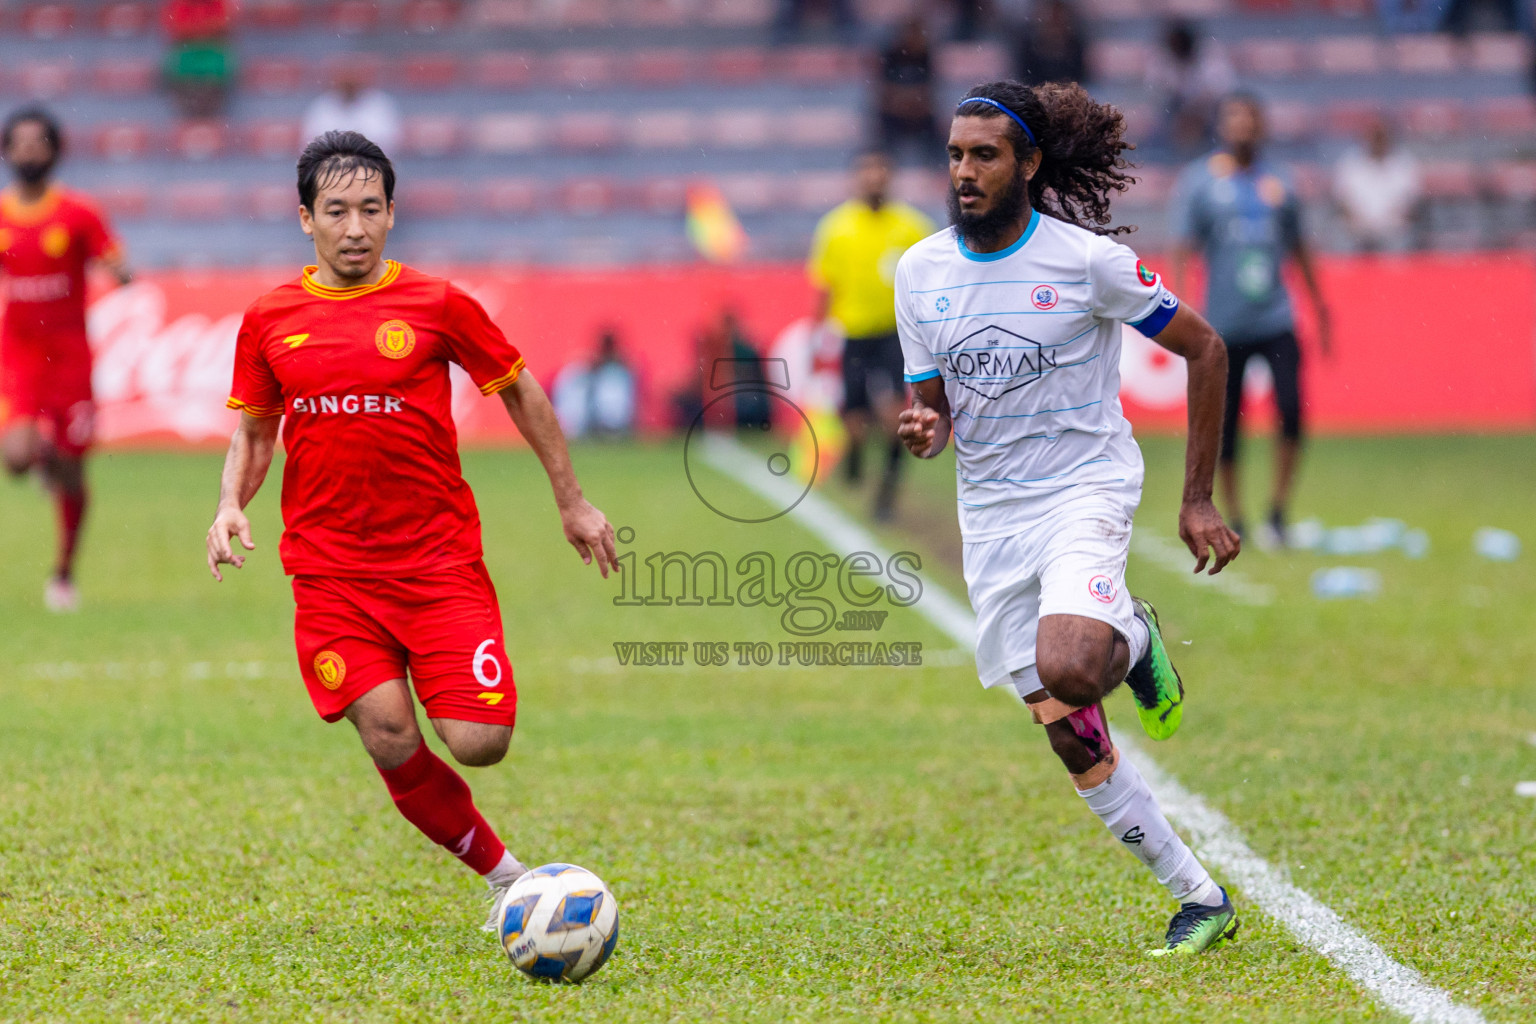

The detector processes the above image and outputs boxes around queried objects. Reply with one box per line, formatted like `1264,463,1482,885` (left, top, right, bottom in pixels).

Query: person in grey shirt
1169,93,1331,545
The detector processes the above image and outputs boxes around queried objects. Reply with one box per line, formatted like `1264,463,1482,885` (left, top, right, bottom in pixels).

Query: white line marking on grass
703,434,1488,1024
1130,530,1275,606
1516,782,1536,798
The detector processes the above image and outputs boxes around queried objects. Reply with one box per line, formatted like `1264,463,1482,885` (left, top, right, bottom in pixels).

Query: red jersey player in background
0,107,132,612
205,132,617,926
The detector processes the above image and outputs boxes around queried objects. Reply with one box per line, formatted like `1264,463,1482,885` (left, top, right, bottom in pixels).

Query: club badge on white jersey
896,209,1180,541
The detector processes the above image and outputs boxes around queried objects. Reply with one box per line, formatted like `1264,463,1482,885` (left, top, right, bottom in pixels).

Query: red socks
55,488,85,579
377,742,507,875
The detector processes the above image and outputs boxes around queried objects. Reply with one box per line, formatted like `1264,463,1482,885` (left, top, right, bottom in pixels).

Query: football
495,863,619,983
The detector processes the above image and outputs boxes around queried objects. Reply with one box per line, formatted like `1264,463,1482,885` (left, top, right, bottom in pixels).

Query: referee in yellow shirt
808,149,934,520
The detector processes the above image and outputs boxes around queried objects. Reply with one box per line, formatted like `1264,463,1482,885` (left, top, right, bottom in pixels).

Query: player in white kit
896,81,1243,955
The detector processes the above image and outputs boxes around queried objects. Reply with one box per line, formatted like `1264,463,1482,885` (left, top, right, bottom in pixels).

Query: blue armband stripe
1131,298,1178,337
904,368,942,383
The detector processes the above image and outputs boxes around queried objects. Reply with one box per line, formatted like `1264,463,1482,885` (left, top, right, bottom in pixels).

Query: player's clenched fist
897,404,942,458
206,505,255,582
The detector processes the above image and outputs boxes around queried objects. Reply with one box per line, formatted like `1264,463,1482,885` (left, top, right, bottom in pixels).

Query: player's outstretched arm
897,377,952,459
1147,305,1241,575
498,372,618,579
206,413,280,581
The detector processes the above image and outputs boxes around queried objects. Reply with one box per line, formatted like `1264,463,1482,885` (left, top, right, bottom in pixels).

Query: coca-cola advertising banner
75,254,1536,446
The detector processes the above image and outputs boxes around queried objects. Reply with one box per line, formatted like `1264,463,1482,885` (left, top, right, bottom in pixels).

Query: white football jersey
896,209,1180,541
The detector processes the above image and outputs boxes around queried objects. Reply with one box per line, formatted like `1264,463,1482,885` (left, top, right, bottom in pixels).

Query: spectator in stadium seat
1332,117,1423,253
875,17,943,162
772,0,858,44
1143,20,1234,161
161,0,236,119
1007,0,1088,86
302,67,402,154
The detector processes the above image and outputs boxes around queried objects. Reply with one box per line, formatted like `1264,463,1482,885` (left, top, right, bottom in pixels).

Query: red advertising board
59,254,1536,447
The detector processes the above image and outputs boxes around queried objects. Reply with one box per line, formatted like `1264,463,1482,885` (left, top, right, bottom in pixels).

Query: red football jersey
227,261,526,578
0,186,121,399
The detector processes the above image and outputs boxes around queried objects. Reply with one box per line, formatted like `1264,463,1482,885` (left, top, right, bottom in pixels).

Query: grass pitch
0,434,1531,1022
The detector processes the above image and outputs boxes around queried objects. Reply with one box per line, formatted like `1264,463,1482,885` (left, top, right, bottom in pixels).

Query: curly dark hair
956,81,1137,235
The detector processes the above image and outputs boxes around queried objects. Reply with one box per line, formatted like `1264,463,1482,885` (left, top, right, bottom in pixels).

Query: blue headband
957,96,1037,147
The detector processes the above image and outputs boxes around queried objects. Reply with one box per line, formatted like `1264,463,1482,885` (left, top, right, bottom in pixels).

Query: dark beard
947,165,1031,251
13,159,54,185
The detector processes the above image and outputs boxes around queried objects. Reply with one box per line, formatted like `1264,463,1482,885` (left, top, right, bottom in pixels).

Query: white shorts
963,494,1138,695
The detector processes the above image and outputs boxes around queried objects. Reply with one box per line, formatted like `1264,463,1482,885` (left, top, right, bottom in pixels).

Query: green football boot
1146,888,1239,957
1124,597,1184,741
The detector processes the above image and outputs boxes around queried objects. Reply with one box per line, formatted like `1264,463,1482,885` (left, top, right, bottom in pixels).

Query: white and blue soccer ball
495,863,619,983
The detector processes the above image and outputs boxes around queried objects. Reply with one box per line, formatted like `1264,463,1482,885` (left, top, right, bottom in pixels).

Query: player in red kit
0,108,132,611
204,132,618,925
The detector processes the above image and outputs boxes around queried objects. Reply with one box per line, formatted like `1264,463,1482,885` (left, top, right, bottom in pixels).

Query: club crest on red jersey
41,223,69,259
375,319,416,359
314,650,347,690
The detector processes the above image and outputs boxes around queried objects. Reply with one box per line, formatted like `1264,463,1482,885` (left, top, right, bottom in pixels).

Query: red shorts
0,389,94,457
292,560,517,727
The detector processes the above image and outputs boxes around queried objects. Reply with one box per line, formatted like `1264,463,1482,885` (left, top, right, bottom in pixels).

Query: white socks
1125,614,1151,669
1077,752,1223,906
483,851,528,888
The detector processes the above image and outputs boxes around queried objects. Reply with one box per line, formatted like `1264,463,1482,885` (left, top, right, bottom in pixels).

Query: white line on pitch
1515,782,1536,798
702,433,1488,1024
1130,529,1276,606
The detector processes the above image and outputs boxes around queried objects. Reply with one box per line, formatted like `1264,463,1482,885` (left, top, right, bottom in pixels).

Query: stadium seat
168,181,231,220
892,167,945,208
327,0,383,33
556,0,611,28
782,108,860,148
698,0,772,27
1390,34,1459,75
706,48,769,83
1077,0,1144,18
97,185,151,220
244,57,310,96
247,0,307,29
556,113,622,152
630,49,691,86
1403,99,1463,142
1486,160,1536,201
708,108,774,150
628,0,689,26
785,170,846,212
1086,39,1150,83
475,51,534,89
1480,96,1536,137
635,176,687,214
473,112,544,154
1265,99,1311,142
936,42,1008,83
403,116,463,157
398,179,460,217
18,59,74,99
251,182,298,222
1324,100,1383,138
92,58,158,96
173,120,228,161
547,50,617,88
1467,32,1531,73
404,54,460,90
22,3,74,38
627,110,695,150
1234,38,1303,77
467,0,537,28
99,1,153,37
1165,0,1225,14
321,54,384,87
771,46,858,84
1420,160,1478,199
401,0,460,31
247,120,304,159
483,177,539,216
562,178,618,216
1312,36,1382,75
94,122,154,163
716,173,781,215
